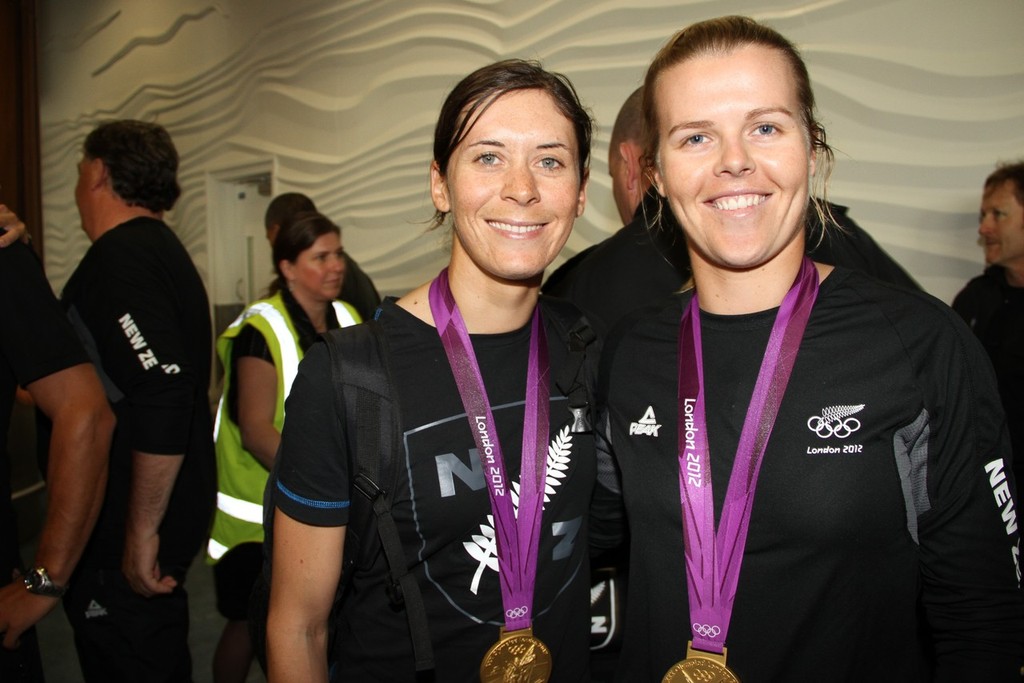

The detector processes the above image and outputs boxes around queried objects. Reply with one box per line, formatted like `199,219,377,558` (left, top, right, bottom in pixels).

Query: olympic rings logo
692,623,721,639
806,415,861,439
506,606,529,619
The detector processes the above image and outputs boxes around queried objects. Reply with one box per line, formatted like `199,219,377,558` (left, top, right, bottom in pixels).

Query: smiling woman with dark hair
265,59,620,682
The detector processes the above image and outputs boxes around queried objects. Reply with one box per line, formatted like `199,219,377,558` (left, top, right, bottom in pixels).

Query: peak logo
629,406,661,437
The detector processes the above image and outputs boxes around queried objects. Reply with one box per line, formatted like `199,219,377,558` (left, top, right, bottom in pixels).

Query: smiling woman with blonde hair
599,15,1024,682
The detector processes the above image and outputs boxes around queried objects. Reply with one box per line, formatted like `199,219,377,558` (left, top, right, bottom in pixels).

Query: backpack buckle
353,473,384,501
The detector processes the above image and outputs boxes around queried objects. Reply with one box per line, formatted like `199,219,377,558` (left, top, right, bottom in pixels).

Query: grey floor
20,536,266,683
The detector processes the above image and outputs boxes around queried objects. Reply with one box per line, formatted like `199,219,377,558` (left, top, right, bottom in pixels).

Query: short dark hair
430,59,593,228
83,120,180,213
611,86,645,150
984,161,1024,207
265,192,317,233
269,211,340,294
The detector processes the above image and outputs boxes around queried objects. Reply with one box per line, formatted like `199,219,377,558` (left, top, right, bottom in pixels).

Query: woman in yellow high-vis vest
207,211,361,683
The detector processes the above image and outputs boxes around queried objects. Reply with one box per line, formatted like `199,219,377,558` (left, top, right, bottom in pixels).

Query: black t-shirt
0,242,88,576
600,267,1024,682
58,217,216,571
273,297,618,681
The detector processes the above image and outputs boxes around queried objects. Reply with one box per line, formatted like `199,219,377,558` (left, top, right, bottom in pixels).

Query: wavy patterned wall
38,0,1024,303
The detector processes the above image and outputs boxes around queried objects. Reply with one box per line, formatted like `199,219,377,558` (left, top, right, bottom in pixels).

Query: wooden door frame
0,0,42,256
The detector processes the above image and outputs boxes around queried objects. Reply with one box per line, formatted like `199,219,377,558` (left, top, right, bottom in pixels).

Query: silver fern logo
463,425,573,594
807,404,865,439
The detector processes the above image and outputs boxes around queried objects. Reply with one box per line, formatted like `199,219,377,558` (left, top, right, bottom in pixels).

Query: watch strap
23,566,68,597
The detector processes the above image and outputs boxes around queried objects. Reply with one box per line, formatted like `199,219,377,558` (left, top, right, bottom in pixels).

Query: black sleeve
232,324,272,362
915,307,1024,680
0,244,88,385
273,341,351,527
88,244,199,454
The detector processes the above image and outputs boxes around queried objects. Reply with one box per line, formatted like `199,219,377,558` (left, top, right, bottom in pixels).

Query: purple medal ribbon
677,256,819,655
428,268,549,633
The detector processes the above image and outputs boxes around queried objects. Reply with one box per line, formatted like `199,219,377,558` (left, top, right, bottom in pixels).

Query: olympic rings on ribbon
506,606,529,619
692,623,721,639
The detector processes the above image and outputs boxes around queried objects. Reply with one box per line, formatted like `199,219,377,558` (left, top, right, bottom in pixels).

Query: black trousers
63,566,192,683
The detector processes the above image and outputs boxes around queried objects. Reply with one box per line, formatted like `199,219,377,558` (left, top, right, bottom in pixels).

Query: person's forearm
25,364,115,584
267,509,344,682
35,407,113,583
240,423,281,470
267,627,329,683
122,449,185,595
126,450,184,538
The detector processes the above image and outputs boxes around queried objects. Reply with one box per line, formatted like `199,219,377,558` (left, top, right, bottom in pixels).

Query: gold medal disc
663,657,740,683
663,642,740,683
480,627,552,683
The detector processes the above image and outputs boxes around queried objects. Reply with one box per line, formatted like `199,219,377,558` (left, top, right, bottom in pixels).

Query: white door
206,163,274,338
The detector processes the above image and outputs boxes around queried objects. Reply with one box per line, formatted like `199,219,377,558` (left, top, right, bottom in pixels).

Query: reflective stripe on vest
208,537,229,561
213,301,298,441
216,490,264,524
332,300,360,327
251,302,301,398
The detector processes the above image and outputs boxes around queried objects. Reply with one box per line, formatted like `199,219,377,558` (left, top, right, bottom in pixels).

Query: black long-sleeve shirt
600,268,1024,681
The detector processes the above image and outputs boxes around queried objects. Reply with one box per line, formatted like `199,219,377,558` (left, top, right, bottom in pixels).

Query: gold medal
480,627,552,683
662,642,740,683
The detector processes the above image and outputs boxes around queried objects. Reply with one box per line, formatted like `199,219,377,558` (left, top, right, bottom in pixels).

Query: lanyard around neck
428,268,550,632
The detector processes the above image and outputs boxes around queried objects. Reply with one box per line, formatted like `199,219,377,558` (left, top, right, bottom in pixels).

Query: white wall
37,0,1024,303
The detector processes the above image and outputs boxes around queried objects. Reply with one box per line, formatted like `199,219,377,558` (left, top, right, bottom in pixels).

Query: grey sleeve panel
595,411,622,496
893,407,931,545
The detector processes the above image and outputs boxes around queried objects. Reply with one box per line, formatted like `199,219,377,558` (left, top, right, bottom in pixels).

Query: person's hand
0,570,60,649
0,205,29,248
122,530,177,597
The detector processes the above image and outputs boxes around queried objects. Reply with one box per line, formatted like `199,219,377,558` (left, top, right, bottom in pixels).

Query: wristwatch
23,566,68,597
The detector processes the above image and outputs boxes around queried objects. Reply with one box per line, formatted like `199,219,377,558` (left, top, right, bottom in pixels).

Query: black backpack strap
323,321,435,672
543,297,598,433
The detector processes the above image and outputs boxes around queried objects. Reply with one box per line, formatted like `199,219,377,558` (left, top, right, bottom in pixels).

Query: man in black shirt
0,210,113,683
59,120,216,682
953,161,1024,488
